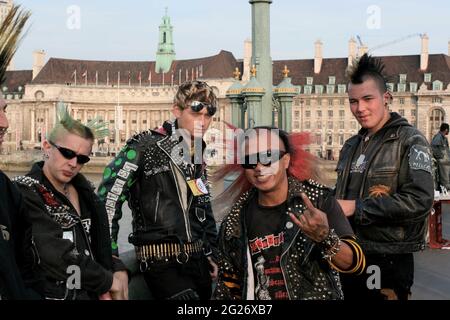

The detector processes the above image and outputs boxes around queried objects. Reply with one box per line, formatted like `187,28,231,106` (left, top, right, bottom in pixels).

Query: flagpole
74,69,77,86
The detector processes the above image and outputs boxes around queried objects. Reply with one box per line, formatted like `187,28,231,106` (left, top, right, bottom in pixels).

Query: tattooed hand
289,193,330,242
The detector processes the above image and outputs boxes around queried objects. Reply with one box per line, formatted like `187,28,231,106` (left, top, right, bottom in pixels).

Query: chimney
314,40,323,74
242,38,252,81
32,50,46,80
420,34,429,71
358,45,368,58
348,38,357,67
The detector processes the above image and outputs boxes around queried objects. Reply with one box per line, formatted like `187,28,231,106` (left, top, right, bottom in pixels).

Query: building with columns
1,9,449,160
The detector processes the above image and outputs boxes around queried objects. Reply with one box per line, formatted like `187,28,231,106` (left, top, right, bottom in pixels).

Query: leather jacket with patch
13,162,126,300
334,113,434,255
98,120,218,258
214,178,346,300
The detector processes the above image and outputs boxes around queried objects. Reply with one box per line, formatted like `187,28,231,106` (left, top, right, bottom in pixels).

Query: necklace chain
63,184,70,198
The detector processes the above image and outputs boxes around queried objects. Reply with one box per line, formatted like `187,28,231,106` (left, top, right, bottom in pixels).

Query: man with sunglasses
214,127,365,300
13,105,129,300
98,80,219,300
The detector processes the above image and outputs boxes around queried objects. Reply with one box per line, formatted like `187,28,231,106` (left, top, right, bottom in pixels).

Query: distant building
1,10,449,160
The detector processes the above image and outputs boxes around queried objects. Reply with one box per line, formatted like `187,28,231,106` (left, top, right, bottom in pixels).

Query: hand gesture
289,193,329,242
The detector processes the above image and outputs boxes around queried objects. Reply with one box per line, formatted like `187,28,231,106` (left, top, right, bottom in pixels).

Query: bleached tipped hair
48,102,109,143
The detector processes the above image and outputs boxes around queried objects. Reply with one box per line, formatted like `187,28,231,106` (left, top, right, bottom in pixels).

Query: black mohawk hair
347,53,390,92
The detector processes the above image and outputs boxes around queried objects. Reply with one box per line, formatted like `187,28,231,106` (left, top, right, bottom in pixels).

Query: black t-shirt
245,193,353,300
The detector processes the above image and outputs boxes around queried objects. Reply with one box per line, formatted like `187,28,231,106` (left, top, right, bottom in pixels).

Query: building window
326,85,335,94
398,84,406,92
315,134,322,145
411,109,416,117
305,111,311,118
339,121,345,129
317,110,322,117
410,83,418,93
399,74,407,84
337,85,346,94
294,99,300,106
399,109,405,116
339,110,345,118
351,121,357,129
305,99,311,106
317,121,322,129
294,111,300,119
304,85,312,95
339,134,344,146
329,76,336,85
132,120,137,124
424,73,432,83
339,98,345,105
315,85,324,95
306,77,313,85
328,110,333,117
305,121,310,129
143,120,147,124
328,99,333,106
294,121,300,129
433,81,443,91
328,121,333,129
432,97,443,104
110,120,115,124
327,135,332,145
399,98,405,105
317,99,322,106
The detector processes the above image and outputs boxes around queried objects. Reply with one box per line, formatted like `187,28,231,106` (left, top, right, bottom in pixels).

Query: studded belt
136,240,204,271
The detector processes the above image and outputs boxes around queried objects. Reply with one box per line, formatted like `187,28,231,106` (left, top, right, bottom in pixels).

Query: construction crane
356,33,424,54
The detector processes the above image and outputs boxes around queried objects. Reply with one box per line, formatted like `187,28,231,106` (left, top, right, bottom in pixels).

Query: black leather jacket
0,171,41,300
13,162,126,300
214,178,346,300
98,120,218,258
334,113,433,255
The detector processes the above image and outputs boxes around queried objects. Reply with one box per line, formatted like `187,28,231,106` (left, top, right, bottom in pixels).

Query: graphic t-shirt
246,199,289,300
245,193,354,300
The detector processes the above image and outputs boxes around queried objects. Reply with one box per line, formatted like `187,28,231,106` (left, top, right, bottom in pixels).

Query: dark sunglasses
241,150,288,170
189,101,217,116
49,141,91,164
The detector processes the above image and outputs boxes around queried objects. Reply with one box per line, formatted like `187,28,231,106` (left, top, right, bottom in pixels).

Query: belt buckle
176,251,189,264
139,259,149,272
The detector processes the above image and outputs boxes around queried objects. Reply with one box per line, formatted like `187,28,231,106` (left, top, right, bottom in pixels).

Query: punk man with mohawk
335,54,434,300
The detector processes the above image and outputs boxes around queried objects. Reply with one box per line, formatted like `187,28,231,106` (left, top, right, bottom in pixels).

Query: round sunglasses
241,150,288,170
49,141,91,164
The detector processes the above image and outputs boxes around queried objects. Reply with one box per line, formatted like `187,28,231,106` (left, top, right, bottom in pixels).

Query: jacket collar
156,120,207,179
28,161,93,193
223,177,307,241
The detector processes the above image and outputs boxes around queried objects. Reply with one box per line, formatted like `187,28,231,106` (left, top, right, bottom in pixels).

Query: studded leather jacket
334,113,434,255
98,120,218,258
13,162,125,300
214,178,348,300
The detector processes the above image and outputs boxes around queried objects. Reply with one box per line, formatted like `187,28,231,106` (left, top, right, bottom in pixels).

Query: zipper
153,191,160,223
170,162,193,242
